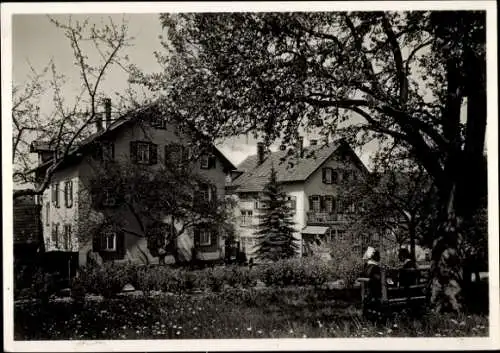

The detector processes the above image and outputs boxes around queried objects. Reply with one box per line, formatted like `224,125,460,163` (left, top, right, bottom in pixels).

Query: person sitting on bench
398,248,418,298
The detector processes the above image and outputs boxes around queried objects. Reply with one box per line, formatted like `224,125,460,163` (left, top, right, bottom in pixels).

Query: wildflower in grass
176,331,181,335
289,329,294,334
302,334,307,338
257,330,263,334
247,327,252,331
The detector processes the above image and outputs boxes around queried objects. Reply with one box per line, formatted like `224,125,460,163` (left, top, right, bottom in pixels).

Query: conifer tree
254,166,298,261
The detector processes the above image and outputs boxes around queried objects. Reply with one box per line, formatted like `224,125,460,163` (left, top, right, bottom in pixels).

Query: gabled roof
30,104,236,173
232,139,368,193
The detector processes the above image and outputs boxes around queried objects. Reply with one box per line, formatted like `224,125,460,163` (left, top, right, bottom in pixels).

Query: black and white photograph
2,1,498,351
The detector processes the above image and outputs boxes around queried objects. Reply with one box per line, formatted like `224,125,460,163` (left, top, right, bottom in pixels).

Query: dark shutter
308,196,313,210
130,141,138,164
164,145,170,165
150,143,158,165
322,168,326,183
91,186,103,209
116,231,126,259
211,185,217,203
182,146,190,163
208,155,216,169
210,231,218,248
320,196,325,211
332,196,336,212
193,227,200,247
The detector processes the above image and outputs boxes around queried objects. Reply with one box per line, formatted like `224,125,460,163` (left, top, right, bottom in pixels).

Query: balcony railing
306,212,349,224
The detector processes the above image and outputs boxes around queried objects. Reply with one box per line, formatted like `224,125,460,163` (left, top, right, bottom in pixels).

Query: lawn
14,287,488,340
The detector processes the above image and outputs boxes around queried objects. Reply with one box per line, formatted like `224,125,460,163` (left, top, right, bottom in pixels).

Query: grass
14,287,488,340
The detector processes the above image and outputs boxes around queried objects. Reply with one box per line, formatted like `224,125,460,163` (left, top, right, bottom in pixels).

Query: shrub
258,258,337,288
327,238,365,287
78,262,138,298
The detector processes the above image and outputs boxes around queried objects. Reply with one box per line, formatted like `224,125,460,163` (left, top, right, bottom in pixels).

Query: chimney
296,136,304,158
257,142,266,165
310,139,318,146
95,112,103,132
104,98,112,128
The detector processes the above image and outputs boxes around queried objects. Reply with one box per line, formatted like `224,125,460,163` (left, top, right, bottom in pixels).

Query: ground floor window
199,229,211,246
101,230,117,251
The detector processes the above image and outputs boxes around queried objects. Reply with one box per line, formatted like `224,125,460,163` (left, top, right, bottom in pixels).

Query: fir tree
254,165,299,261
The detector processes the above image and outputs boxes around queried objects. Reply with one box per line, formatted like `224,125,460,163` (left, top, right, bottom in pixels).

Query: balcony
306,212,348,225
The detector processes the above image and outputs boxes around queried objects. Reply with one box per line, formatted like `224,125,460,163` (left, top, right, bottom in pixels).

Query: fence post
381,268,388,302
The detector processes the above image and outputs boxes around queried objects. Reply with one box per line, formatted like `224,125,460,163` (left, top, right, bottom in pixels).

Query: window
288,196,297,211
102,188,116,207
45,202,50,226
324,196,334,213
63,224,72,249
200,154,216,169
51,223,59,247
166,143,190,168
310,195,321,212
151,117,167,129
101,231,116,251
254,200,269,209
198,183,216,203
52,183,60,208
101,141,114,162
241,210,253,226
64,181,73,208
199,229,211,246
322,168,339,184
131,141,157,165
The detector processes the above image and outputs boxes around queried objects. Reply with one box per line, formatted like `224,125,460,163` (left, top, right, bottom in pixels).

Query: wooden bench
358,265,431,315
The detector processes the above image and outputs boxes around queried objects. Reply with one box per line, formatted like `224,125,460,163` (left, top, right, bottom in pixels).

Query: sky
12,13,376,171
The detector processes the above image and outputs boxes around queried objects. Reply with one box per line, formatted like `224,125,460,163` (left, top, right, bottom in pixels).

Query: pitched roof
30,104,236,173
232,141,343,192
232,139,370,193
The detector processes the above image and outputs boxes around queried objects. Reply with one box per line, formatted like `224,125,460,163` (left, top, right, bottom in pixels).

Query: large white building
30,101,236,266
228,138,370,261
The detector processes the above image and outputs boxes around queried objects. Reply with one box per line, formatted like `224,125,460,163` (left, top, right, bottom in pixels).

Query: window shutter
164,145,170,165
210,231,218,248
182,146,190,163
308,196,313,210
209,155,216,169
150,144,158,165
92,233,101,252
130,141,138,163
193,227,200,247
322,168,326,183
320,196,325,211
211,185,217,203
116,231,126,259
91,186,103,209
332,196,336,212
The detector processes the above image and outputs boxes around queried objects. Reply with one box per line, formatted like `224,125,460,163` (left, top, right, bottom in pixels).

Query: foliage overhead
131,11,486,219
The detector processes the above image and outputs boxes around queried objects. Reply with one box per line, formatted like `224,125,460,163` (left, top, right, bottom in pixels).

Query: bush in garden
327,237,365,287
258,258,337,287
31,269,59,302
78,262,139,297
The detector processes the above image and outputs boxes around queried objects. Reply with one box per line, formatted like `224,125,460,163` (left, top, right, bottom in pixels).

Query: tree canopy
132,11,486,220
